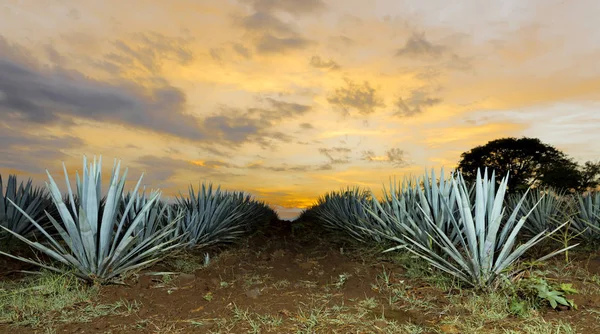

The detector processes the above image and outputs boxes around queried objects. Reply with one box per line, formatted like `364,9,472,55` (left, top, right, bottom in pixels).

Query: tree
457,137,580,192
578,160,600,190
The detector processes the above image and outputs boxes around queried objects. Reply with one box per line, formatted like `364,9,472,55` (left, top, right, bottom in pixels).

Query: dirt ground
1,218,600,333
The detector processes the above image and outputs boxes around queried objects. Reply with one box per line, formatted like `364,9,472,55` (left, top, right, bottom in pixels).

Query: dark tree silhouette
578,161,600,190
457,137,579,192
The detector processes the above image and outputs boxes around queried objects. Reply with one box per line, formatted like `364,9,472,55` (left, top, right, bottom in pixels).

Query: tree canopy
457,137,599,192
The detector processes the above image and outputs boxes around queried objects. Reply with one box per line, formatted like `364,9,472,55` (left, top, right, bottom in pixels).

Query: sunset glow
1,0,599,219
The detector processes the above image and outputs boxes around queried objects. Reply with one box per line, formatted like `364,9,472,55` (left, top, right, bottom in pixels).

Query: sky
1,0,600,220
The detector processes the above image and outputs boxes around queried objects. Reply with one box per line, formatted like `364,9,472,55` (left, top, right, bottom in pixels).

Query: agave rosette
572,191,600,242
309,187,385,242
174,183,275,248
0,175,52,238
363,168,577,289
0,156,184,283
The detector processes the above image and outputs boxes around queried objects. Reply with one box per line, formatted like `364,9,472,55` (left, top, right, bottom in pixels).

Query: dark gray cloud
327,79,386,115
238,11,296,35
386,148,407,167
234,8,315,55
0,35,205,141
44,45,67,67
317,163,333,170
240,0,326,15
248,97,312,123
396,33,445,59
0,121,84,174
318,147,352,164
362,148,407,167
309,56,340,70
394,88,442,117
203,97,311,149
255,34,314,54
0,55,205,140
0,35,311,150
246,161,311,172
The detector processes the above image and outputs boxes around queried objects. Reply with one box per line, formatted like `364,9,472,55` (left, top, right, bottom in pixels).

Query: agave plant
120,189,180,243
309,187,386,242
572,191,600,243
507,188,576,238
174,183,275,248
0,174,52,238
363,168,577,290
361,169,463,251
0,156,184,283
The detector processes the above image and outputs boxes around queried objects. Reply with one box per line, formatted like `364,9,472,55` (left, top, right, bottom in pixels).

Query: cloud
246,161,311,172
299,122,314,130
0,121,84,174
238,11,296,35
255,33,314,54
99,31,194,74
309,55,340,70
234,7,315,55
394,88,442,117
250,97,312,121
0,54,206,140
202,97,311,148
362,148,408,167
327,78,386,115
134,155,242,190
317,163,333,170
446,53,472,71
0,35,209,142
318,147,352,164
209,48,224,62
0,36,315,149
232,43,252,58
395,33,445,59
240,0,326,15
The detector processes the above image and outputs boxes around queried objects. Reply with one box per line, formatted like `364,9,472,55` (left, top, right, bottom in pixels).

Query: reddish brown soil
1,219,600,333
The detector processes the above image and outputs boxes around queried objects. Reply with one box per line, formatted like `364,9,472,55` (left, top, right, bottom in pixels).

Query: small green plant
533,280,578,309
505,274,578,316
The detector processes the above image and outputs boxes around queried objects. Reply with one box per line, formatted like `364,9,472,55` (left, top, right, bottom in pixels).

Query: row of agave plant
301,168,599,290
0,155,277,283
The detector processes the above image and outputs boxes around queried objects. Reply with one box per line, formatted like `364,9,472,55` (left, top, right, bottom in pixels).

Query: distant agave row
0,175,53,238
507,188,600,243
0,155,277,283
307,168,583,290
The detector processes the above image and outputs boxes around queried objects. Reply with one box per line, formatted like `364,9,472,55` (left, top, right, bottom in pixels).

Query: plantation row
299,169,600,290
1,155,599,293
0,155,277,283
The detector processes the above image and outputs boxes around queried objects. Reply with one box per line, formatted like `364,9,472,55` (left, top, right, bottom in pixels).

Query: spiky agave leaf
174,182,275,248
507,187,576,238
0,155,184,283
0,175,53,238
572,191,600,243
358,169,463,251
310,187,385,242
363,168,577,290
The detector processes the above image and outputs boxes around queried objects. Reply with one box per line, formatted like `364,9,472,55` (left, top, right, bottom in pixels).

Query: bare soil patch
1,218,600,333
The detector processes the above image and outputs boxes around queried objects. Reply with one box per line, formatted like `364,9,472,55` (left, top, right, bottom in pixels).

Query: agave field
1,156,600,333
